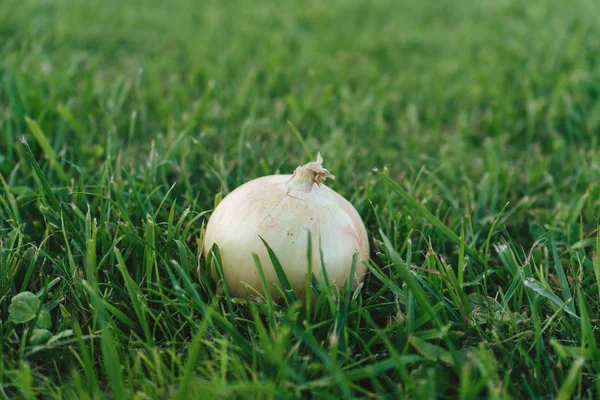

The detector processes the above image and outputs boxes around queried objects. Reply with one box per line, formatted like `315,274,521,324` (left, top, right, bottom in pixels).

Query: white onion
203,154,369,298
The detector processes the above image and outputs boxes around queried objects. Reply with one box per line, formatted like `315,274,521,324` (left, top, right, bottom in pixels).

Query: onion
203,154,369,298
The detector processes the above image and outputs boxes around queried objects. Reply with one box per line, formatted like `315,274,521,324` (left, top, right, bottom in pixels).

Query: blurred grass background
2,0,600,398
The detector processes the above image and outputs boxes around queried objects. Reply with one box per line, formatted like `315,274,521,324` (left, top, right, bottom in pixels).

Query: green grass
1,0,600,398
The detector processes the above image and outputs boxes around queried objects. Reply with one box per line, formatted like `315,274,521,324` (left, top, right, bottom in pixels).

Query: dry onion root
203,153,369,298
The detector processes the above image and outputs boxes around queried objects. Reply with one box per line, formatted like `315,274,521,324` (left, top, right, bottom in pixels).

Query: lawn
1,0,600,398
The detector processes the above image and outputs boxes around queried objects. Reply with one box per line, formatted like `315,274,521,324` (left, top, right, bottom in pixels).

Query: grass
1,0,600,398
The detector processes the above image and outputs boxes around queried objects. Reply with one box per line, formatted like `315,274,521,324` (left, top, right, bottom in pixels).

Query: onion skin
203,157,369,298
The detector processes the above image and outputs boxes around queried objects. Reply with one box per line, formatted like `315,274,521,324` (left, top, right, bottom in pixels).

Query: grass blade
523,278,579,319
287,121,313,159
555,358,584,400
377,230,441,326
550,234,575,314
335,251,358,351
209,243,235,324
114,247,153,345
178,318,210,399
252,254,275,328
24,117,68,181
375,169,485,266
20,138,62,214
100,326,125,399
259,236,297,304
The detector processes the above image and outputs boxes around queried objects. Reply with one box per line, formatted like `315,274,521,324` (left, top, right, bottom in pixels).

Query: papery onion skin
203,155,369,298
